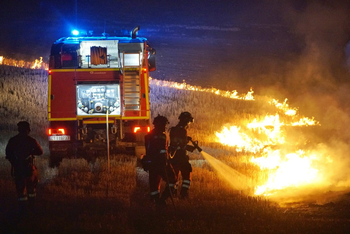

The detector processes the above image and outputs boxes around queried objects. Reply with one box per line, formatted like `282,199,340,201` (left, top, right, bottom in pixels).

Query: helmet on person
178,112,194,123
153,114,169,127
17,121,30,133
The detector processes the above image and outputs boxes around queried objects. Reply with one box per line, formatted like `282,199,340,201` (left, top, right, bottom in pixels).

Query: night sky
1,0,350,115
0,0,288,58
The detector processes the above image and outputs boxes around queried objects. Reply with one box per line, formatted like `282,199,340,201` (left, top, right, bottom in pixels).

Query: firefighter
169,111,195,199
5,121,43,212
143,115,177,206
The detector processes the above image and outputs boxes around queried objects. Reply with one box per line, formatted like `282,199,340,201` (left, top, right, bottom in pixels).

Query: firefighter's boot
180,187,189,199
151,191,166,207
150,191,159,203
180,180,191,199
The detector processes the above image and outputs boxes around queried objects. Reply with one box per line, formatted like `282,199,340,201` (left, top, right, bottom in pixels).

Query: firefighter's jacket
144,129,168,169
169,124,190,165
5,133,43,177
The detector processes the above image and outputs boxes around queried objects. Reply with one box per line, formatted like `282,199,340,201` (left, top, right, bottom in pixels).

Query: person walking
169,111,195,199
143,115,176,207
5,121,43,213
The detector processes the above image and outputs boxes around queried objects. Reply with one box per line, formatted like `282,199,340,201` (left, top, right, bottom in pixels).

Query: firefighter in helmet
5,121,43,212
143,115,177,206
169,111,195,199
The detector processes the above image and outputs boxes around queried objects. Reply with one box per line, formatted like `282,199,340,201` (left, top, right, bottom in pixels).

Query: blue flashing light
72,29,79,36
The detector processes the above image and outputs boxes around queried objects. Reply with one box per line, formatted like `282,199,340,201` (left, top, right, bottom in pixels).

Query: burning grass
148,78,343,202
1,66,350,233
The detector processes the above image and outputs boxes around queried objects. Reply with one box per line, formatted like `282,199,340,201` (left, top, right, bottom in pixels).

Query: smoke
278,0,350,200
270,1,350,133
229,1,350,202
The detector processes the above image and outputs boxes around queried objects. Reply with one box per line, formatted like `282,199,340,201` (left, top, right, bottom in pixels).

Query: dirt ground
1,164,350,234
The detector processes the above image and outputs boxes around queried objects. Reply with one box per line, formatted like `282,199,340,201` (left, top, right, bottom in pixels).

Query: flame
270,98,297,116
215,126,264,153
150,75,329,198
149,78,326,197
251,148,322,196
291,117,318,126
0,56,48,70
149,78,254,100
31,57,44,69
215,97,323,197
215,114,287,153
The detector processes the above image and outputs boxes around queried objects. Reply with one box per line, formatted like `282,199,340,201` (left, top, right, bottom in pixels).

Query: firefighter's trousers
171,160,192,198
149,163,176,202
14,167,38,201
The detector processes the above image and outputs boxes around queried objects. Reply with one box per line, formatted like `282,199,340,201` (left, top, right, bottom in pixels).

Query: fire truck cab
47,27,155,166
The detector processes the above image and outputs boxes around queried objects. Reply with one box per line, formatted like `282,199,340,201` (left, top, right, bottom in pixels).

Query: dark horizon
1,0,350,118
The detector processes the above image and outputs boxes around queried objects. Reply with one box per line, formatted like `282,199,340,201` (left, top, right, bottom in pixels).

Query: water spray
189,139,253,194
200,151,253,194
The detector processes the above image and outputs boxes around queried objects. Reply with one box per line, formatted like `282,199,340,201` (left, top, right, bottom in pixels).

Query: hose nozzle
190,140,202,152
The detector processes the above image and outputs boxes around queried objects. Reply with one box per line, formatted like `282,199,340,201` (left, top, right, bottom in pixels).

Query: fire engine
47,26,155,166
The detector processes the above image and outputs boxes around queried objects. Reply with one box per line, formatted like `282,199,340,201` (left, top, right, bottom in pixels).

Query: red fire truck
47,27,155,166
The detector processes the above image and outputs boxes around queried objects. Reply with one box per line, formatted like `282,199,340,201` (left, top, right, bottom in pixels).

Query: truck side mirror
148,48,156,71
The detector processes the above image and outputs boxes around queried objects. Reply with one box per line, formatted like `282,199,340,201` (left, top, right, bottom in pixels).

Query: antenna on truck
131,26,140,39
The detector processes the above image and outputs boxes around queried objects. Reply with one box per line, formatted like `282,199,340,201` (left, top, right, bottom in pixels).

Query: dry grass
1,66,350,233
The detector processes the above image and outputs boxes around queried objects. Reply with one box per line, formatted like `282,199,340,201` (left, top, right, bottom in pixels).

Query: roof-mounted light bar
72,29,79,36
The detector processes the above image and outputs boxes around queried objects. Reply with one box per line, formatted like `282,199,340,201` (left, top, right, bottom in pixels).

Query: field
1,65,350,233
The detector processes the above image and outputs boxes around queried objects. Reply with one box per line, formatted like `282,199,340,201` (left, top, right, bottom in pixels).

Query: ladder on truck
122,52,142,116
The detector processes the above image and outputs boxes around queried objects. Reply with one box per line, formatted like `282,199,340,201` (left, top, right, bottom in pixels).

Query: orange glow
147,126,151,132
150,78,255,100
48,129,52,135
0,55,48,70
214,98,323,197
58,128,65,134
134,127,141,133
251,148,322,196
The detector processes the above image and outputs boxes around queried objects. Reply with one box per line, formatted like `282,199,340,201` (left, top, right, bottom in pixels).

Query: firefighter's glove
186,136,192,142
186,145,196,152
190,140,202,152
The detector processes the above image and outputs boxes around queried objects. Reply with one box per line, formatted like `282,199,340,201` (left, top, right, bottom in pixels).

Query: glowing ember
291,117,319,126
149,78,255,100
270,98,297,116
31,57,44,69
0,56,48,70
